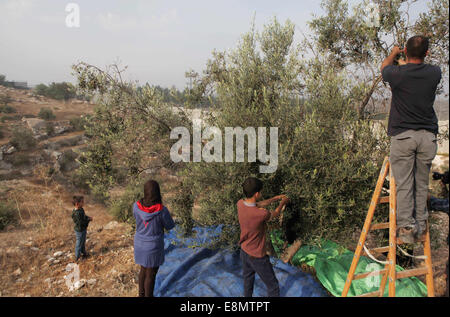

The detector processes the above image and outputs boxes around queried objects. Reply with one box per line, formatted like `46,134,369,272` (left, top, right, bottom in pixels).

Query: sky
0,0,431,90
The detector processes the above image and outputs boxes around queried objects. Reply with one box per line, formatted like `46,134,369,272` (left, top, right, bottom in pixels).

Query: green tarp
270,231,428,297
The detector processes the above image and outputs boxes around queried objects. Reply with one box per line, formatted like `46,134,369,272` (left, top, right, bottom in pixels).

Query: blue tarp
153,226,328,297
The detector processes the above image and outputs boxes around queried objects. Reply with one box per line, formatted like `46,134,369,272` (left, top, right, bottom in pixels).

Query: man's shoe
397,227,415,244
415,222,427,240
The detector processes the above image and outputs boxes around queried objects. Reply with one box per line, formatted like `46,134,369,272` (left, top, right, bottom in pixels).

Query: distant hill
370,99,448,121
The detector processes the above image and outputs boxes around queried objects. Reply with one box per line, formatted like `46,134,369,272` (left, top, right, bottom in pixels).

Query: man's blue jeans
75,230,87,259
240,249,280,297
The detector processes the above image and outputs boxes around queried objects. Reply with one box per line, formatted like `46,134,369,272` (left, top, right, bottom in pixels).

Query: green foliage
11,153,30,167
68,168,91,192
68,2,445,251
38,108,56,120
0,94,14,111
0,74,5,85
34,82,77,100
69,115,89,131
0,105,16,113
413,0,449,69
0,114,21,122
45,121,54,136
72,62,190,205
176,18,389,249
168,182,194,236
308,0,449,114
10,126,36,150
108,181,142,225
59,150,79,172
0,201,18,230
90,182,111,204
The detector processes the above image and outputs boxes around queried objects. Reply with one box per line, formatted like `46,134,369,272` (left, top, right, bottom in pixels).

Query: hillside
0,86,448,297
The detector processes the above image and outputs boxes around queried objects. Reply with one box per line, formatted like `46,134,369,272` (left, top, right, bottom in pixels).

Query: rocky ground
0,179,139,297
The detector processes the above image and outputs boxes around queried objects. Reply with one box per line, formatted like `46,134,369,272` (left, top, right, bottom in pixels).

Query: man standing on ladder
381,36,442,244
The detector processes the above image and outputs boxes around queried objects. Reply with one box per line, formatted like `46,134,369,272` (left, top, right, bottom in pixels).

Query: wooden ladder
341,156,435,297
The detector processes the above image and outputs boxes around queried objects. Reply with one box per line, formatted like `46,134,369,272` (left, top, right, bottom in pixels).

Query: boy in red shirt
237,177,289,297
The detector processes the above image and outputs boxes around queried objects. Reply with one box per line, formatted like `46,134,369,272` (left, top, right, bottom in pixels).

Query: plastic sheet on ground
153,226,328,297
270,231,428,297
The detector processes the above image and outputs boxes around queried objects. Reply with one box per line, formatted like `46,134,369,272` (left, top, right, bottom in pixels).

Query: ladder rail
388,163,397,297
341,157,390,297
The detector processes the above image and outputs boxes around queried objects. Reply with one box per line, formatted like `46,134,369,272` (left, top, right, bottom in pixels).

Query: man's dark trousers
240,249,280,297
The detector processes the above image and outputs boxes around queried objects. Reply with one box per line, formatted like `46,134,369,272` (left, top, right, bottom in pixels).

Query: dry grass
0,166,141,297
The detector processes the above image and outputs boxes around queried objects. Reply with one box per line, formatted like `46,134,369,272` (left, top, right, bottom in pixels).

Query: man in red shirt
237,177,290,297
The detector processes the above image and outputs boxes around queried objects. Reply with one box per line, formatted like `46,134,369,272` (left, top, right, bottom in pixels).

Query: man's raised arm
381,46,404,72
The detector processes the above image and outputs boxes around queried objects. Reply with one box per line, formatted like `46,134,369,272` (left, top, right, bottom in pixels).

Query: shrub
45,121,54,136
10,126,36,150
90,182,110,204
1,114,21,122
169,183,194,235
38,108,56,120
0,94,13,108
59,150,79,172
0,201,18,230
34,82,77,101
108,181,143,225
11,153,30,167
69,116,88,131
69,168,91,192
0,105,16,113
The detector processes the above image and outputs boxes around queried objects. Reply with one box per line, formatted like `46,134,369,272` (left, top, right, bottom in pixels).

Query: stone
51,151,62,160
104,221,121,230
71,279,85,291
53,121,72,135
87,279,97,286
47,257,56,262
53,251,64,257
22,118,46,135
13,268,22,276
30,247,39,251
4,145,16,154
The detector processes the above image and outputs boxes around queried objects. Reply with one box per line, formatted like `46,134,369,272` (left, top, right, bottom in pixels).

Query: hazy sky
0,0,430,89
